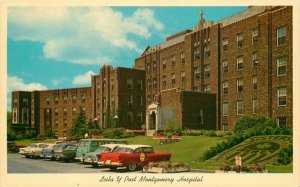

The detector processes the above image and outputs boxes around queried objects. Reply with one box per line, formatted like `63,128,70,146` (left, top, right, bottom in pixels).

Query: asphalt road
8,153,140,173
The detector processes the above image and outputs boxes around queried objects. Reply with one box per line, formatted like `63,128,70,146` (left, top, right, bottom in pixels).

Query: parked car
53,143,76,161
39,144,56,158
75,139,127,162
19,143,47,158
54,144,78,162
98,145,171,171
42,143,65,160
83,144,123,168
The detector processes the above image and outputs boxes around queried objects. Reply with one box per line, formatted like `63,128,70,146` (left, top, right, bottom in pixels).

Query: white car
20,143,48,158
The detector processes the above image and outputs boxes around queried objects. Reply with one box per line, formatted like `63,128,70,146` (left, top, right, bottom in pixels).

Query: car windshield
54,144,64,149
28,144,36,148
96,146,111,152
113,147,134,153
65,145,77,150
41,144,49,148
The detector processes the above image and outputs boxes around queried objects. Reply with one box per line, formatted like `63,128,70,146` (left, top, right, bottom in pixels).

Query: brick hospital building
11,6,293,136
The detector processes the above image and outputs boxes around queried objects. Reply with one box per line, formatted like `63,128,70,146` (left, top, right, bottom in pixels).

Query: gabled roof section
141,45,151,57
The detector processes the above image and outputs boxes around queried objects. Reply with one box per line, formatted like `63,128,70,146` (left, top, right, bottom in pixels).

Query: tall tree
68,109,90,140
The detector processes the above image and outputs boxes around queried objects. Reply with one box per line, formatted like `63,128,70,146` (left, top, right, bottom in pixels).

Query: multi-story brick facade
135,6,293,131
11,6,293,135
12,65,145,137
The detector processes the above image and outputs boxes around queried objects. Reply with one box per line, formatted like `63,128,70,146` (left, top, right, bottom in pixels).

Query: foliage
68,109,93,140
220,164,266,173
23,130,37,139
182,129,232,137
200,116,292,161
45,128,57,139
163,120,182,136
277,144,293,165
7,111,17,141
148,161,189,168
102,128,134,139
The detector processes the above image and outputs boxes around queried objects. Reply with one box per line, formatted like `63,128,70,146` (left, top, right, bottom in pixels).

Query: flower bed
219,164,268,173
143,161,190,173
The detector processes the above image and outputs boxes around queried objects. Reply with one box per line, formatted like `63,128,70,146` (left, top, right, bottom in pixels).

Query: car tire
25,155,30,158
109,166,117,171
92,163,99,168
127,163,137,171
50,157,56,161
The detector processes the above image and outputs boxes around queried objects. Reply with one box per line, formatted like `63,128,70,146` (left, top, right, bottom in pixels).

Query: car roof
101,144,125,148
116,145,152,149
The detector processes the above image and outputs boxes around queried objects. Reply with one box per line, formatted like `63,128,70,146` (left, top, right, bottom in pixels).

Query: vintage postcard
0,0,300,187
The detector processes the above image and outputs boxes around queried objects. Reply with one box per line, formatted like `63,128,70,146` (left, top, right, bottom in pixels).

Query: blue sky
7,6,247,110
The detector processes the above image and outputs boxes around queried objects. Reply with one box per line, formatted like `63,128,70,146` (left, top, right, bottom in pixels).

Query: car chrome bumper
75,157,84,162
98,161,123,167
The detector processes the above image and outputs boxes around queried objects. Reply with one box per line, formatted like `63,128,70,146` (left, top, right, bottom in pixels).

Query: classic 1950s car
98,145,171,171
83,144,123,168
19,143,48,158
54,144,78,162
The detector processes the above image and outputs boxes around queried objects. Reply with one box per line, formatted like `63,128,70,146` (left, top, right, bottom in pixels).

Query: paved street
8,153,140,173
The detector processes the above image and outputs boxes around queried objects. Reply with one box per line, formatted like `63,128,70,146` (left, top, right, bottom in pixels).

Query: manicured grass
15,139,58,146
125,135,224,163
265,164,293,173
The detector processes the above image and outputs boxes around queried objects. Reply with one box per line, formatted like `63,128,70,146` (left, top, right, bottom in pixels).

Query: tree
7,111,17,141
68,109,91,140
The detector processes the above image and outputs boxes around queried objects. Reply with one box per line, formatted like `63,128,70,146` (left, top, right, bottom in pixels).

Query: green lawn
124,135,223,164
15,139,58,146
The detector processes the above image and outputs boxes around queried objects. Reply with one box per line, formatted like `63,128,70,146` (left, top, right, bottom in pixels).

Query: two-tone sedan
83,144,123,168
98,145,171,171
54,144,78,162
53,143,76,161
19,143,47,158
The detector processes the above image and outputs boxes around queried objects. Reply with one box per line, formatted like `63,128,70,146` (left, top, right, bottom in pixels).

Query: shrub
102,128,135,139
163,121,182,136
182,129,203,136
203,130,216,137
277,144,293,165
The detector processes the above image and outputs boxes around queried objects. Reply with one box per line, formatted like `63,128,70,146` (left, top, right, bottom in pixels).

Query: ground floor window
222,123,229,131
277,117,287,127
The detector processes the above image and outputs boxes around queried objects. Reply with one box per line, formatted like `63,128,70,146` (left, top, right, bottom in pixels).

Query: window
204,42,210,57
237,101,243,115
222,60,228,73
111,95,115,106
153,78,157,89
171,55,176,67
72,107,76,115
54,108,58,116
137,112,142,122
23,98,29,106
137,96,143,106
180,71,186,83
277,27,286,46
63,96,68,103
103,97,106,108
82,107,86,114
236,56,243,71
252,28,259,44
12,108,17,123
63,108,67,115
204,64,210,77
193,86,200,92
222,102,228,116
81,94,86,102
63,119,68,128
162,58,166,70
237,78,243,92
127,95,133,106
204,84,210,93
194,67,200,79
127,112,133,122
223,81,228,95
46,97,50,105
180,52,185,64
252,52,258,67
278,87,287,106
147,79,151,90
103,81,106,90
147,96,152,105
127,79,133,89
13,98,17,107
54,96,58,104
111,79,114,90
277,117,287,127
171,73,175,85
147,63,151,73
198,109,203,124
137,80,143,90
153,61,157,72
253,99,257,114
252,76,257,90
162,75,166,87
194,47,200,61
55,120,58,127
72,95,76,103
277,56,287,76
237,33,243,48
222,38,228,52
222,123,229,131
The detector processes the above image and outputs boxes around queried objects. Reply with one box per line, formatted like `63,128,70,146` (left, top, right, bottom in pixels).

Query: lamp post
94,117,99,128
114,115,118,128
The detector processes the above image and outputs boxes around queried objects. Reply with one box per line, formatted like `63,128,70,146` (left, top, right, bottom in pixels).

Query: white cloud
8,7,164,65
72,71,96,85
7,76,48,110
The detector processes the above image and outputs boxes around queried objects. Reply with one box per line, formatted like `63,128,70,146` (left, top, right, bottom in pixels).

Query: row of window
50,107,87,116
147,53,186,73
222,87,287,116
97,79,143,92
127,112,143,123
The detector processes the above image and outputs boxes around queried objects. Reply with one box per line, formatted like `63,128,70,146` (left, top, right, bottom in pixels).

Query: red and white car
98,145,171,171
